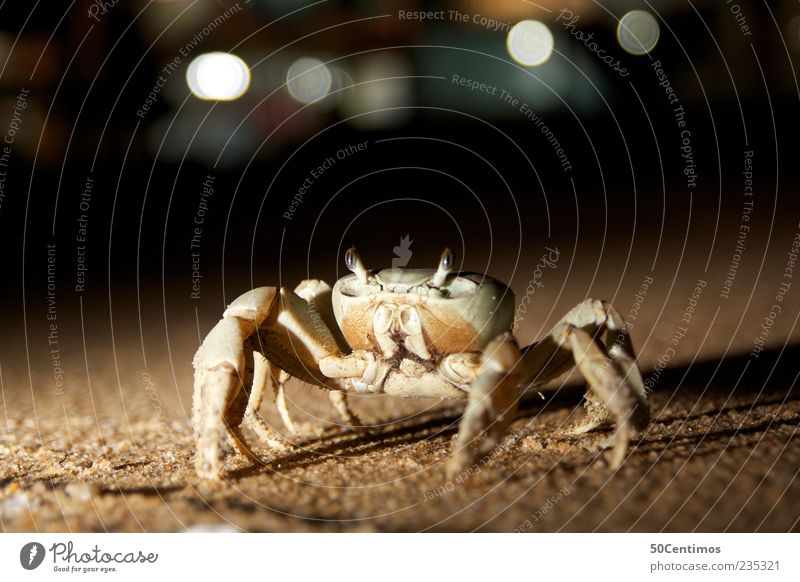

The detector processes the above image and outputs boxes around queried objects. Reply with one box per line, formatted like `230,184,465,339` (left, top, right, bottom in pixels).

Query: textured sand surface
2,211,799,532
0,310,800,531
1,340,798,532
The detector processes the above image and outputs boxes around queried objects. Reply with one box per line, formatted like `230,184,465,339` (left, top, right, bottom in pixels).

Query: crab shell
331,269,515,356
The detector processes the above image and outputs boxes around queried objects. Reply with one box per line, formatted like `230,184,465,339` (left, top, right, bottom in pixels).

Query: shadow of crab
223,386,590,479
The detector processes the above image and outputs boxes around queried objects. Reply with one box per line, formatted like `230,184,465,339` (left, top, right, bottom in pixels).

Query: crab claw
446,333,521,479
192,288,277,480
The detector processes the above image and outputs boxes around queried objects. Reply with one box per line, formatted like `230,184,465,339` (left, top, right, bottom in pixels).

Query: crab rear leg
446,333,522,478
520,299,649,468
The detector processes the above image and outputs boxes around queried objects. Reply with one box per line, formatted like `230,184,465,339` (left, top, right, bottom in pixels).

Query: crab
192,247,649,480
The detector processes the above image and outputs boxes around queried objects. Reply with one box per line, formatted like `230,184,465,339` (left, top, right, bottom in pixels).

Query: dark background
1,0,796,298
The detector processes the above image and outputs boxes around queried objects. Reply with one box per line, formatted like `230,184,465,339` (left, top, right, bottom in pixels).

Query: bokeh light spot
186,52,250,101
286,57,333,104
617,11,660,55
506,20,554,67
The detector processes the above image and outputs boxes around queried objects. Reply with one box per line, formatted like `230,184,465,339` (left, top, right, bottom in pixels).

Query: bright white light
506,20,554,67
186,52,250,100
617,11,660,55
286,57,332,104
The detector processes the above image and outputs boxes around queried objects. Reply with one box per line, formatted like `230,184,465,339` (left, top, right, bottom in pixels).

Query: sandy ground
0,347,798,532
1,286,799,532
1,208,799,532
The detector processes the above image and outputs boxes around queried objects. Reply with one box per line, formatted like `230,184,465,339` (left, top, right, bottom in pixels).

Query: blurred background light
186,52,250,100
617,10,660,55
286,57,333,104
339,53,413,129
506,20,554,67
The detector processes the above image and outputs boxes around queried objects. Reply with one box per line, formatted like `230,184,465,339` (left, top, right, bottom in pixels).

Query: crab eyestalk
431,248,454,287
345,246,369,284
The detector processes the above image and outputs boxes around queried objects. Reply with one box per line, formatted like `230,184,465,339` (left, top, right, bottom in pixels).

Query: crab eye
345,247,358,271
345,246,369,283
441,248,454,270
431,248,454,287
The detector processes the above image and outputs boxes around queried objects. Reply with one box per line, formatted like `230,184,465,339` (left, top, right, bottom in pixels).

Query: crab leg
254,279,366,433
244,353,298,436
192,291,272,479
564,328,645,467
252,360,364,438
446,333,522,478
268,366,299,435
240,352,296,445
193,287,318,479
328,390,366,428
293,279,365,427
519,299,649,468
194,285,370,479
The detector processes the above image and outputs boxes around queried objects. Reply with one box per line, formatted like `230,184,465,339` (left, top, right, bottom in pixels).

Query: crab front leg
192,288,279,480
446,333,523,477
519,299,649,468
193,286,349,480
263,279,366,433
